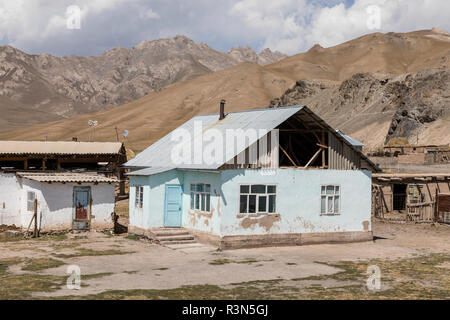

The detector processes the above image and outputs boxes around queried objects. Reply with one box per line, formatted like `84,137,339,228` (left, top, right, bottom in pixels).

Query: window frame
238,183,277,214
135,185,144,209
27,191,36,212
190,183,212,213
320,184,340,216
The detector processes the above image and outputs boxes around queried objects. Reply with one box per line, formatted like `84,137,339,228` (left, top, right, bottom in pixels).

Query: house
382,144,450,165
372,173,450,223
0,141,125,231
125,103,380,249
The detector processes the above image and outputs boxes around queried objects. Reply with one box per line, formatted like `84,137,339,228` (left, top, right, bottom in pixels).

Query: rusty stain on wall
362,220,369,231
216,197,221,216
188,208,214,229
296,216,316,232
240,214,281,232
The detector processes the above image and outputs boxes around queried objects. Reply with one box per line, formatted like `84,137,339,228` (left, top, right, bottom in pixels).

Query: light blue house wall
129,171,183,229
128,168,372,238
219,169,372,236
129,170,222,234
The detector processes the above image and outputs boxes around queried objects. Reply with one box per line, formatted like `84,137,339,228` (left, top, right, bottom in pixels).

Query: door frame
72,186,92,230
163,184,183,227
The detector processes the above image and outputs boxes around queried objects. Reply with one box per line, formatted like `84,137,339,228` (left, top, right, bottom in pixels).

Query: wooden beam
304,148,322,168
293,115,321,142
279,145,298,167
278,129,323,133
301,110,326,129
321,130,326,168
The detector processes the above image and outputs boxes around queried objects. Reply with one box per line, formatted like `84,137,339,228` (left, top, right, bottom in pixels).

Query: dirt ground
0,220,449,300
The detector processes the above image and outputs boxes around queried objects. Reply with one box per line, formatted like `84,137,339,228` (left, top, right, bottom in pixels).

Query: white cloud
139,8,160,20
230,0,450,54
0,0,448,56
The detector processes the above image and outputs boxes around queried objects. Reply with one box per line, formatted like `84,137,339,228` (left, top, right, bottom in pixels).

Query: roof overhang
16,172,118,183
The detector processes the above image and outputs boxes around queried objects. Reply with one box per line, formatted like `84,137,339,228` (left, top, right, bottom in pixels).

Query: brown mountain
0,35,286,131
0,29,449,152
269,69,450,150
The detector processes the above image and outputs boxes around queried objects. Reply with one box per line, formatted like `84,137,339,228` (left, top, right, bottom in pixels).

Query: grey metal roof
0,141,123,155
126,167,175,176
125,105,380,173
125,105,304,169
336,130,364,147
17,172,118,183
126,167,221,177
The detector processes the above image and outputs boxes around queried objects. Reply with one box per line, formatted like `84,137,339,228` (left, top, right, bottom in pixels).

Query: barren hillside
0,63,295,152
267,29,450,81
0,35,286,132
269,69,450,150
1,29,449,152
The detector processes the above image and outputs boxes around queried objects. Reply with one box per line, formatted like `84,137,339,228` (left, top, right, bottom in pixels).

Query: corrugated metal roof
0,141,123,155
126,167,175,176
126,167,221,177
125,105,380,173
125,105,304,169
17,172,118,183
336,130,364,147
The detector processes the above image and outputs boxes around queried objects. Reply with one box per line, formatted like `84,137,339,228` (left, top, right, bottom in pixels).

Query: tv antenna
88,120,98,141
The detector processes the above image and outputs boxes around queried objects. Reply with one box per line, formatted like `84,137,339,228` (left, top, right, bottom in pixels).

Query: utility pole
115,126,119,142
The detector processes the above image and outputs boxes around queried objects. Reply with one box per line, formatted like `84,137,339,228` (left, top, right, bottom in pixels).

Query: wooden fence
406,201,435,222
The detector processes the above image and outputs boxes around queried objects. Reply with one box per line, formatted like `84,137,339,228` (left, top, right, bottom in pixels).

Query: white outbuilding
0,172,117,232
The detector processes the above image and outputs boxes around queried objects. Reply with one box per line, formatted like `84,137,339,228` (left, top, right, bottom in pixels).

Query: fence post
434,189,438,222
33,198,38,238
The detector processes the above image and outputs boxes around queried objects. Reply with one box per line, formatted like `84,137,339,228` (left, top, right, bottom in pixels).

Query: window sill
190,209,212,214
320,213,340,216
237,213,279,218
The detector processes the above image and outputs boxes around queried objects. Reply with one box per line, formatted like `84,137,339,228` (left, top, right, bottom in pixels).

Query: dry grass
53,248,133,259
56,253,450,300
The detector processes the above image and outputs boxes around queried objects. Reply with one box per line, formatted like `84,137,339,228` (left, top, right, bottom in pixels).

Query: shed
0,172,117,231
0,140,125,232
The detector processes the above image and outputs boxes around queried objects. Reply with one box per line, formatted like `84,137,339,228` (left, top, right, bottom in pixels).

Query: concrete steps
151,228,197,247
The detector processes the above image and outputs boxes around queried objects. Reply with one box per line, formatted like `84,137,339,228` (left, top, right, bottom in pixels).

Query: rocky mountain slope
269,69,450,150
0,29,449,151
0,35,286,130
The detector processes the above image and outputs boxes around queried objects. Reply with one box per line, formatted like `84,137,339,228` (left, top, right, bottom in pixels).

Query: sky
0,0,449,57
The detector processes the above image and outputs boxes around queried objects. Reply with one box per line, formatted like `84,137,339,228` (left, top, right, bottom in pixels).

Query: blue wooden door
164,185,182,227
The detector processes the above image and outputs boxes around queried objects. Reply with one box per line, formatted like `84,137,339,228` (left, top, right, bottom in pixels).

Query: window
27,191,36,212
321,185,340,215
239,184,276,214
135,186,143,208
190,183,211,212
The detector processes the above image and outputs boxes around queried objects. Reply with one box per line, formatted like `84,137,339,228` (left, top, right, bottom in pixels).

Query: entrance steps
150,228,197,246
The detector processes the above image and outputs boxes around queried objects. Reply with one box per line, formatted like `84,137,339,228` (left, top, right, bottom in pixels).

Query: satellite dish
123,130,129,137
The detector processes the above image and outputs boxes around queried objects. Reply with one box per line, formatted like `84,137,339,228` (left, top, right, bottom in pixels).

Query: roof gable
125,106,304,168
125,105,380,172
